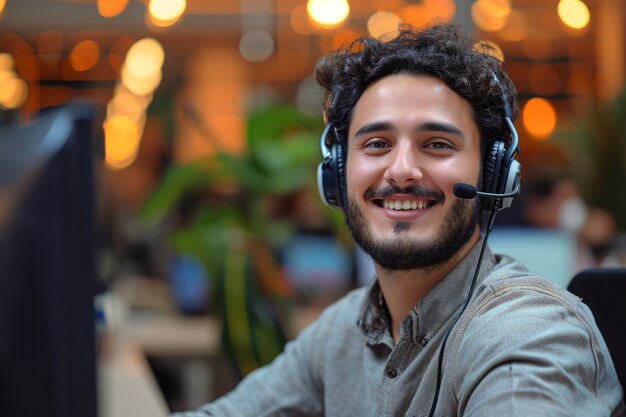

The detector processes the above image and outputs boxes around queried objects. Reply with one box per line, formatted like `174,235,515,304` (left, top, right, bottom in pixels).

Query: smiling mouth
374,199,436,211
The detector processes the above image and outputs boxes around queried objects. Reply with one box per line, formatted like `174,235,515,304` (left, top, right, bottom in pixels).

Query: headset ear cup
318,126,337,209
317,125,345,210
334,141,346,209
481,140,505,211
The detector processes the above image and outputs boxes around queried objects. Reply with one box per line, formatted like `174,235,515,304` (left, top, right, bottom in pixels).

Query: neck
376,231,481,342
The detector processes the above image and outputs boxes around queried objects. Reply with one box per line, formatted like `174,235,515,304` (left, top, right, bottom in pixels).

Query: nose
383,141,423,187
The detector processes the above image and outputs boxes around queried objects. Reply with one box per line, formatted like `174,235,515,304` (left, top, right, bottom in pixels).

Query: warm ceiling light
148,0,186,26
0,53,13,71
104,114,141,170
69,40,100,72
367,11,401,40
471,0,509,32
98,0,128,18
307,0,350,29
125,37,164,78
558,0,590,30
0,0,6,15
0,77,28,110
110,86,151,120
522,97,557,140
121,63,162,96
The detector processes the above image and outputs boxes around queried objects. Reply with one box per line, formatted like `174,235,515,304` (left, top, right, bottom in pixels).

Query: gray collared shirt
172,242,625,416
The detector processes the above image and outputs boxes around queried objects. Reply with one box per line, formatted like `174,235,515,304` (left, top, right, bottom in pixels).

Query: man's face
344,74,482,270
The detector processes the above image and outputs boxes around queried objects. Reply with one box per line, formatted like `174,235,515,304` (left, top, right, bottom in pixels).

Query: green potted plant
141,104,336,377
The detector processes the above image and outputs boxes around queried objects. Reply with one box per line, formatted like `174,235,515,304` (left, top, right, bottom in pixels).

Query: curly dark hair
315,23,519,154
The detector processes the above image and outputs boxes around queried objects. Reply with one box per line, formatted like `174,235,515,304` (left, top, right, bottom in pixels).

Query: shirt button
386,368,398,378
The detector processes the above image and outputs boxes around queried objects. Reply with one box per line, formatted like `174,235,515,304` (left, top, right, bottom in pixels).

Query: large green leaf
140,162,213,222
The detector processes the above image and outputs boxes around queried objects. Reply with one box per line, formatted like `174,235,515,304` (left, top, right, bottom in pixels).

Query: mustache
364,184,445,201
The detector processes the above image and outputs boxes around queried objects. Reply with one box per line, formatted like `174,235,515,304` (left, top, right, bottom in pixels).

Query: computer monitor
0,102,102,417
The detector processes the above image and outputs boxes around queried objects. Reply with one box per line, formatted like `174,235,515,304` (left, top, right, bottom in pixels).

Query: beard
345,185,480,271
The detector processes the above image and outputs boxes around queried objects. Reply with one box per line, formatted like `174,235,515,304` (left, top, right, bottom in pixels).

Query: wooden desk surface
99,336,170,417
96,276,332,416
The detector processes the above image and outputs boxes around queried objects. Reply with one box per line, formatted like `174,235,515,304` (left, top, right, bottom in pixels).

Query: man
173,24,625,416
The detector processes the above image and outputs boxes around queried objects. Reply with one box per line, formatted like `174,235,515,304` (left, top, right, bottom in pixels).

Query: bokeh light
121,63,162,96
367,11,401,40
108,85,152,122
471,0,511,32
522,97,557,140
0,53,14,71
103,37,164,170
0,77,28,110
104,114,142,170
558,0,590,30
307,0,350,29
98,0,128,18
69,40,100,72
125,38,164,81
0,53,28,110
148,0,186,27
239,31,275,63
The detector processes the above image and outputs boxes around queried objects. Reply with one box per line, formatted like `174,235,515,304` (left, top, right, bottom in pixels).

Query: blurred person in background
524,172,623,270
171,24,624,417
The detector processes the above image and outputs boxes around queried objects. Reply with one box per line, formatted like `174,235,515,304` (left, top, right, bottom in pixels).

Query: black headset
317,79,520,213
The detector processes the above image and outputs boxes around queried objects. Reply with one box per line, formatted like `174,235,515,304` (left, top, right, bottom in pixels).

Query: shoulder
450,258,621,410
474,254,587,325
465,255,596,347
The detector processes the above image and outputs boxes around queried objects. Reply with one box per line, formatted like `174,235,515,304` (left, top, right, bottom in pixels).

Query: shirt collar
357,238,497,346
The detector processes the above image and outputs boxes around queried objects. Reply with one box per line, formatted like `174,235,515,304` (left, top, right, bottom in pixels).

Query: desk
97,276,331,415
98,282,225,415
99,337,170,417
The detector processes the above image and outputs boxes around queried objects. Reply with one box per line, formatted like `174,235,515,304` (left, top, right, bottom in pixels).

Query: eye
425,140,454,151
363,139,391,152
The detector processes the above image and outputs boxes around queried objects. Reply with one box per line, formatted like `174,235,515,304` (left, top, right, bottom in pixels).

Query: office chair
567,268,626,387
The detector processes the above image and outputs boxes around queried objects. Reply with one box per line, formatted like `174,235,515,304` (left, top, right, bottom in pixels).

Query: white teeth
383,200,430,210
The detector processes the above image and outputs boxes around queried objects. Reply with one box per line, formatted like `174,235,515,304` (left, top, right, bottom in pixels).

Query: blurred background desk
97,275,330,414
98,277,235,414
99,337,170,417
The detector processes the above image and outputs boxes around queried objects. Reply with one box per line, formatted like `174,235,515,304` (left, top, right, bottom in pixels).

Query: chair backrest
567,268,626,387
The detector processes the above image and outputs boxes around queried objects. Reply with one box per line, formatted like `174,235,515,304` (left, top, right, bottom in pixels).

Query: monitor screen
0,102,102,417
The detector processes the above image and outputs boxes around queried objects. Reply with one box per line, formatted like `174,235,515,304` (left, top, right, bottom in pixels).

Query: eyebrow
353,121,395,138
417,121,464,137
353,120,464,139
